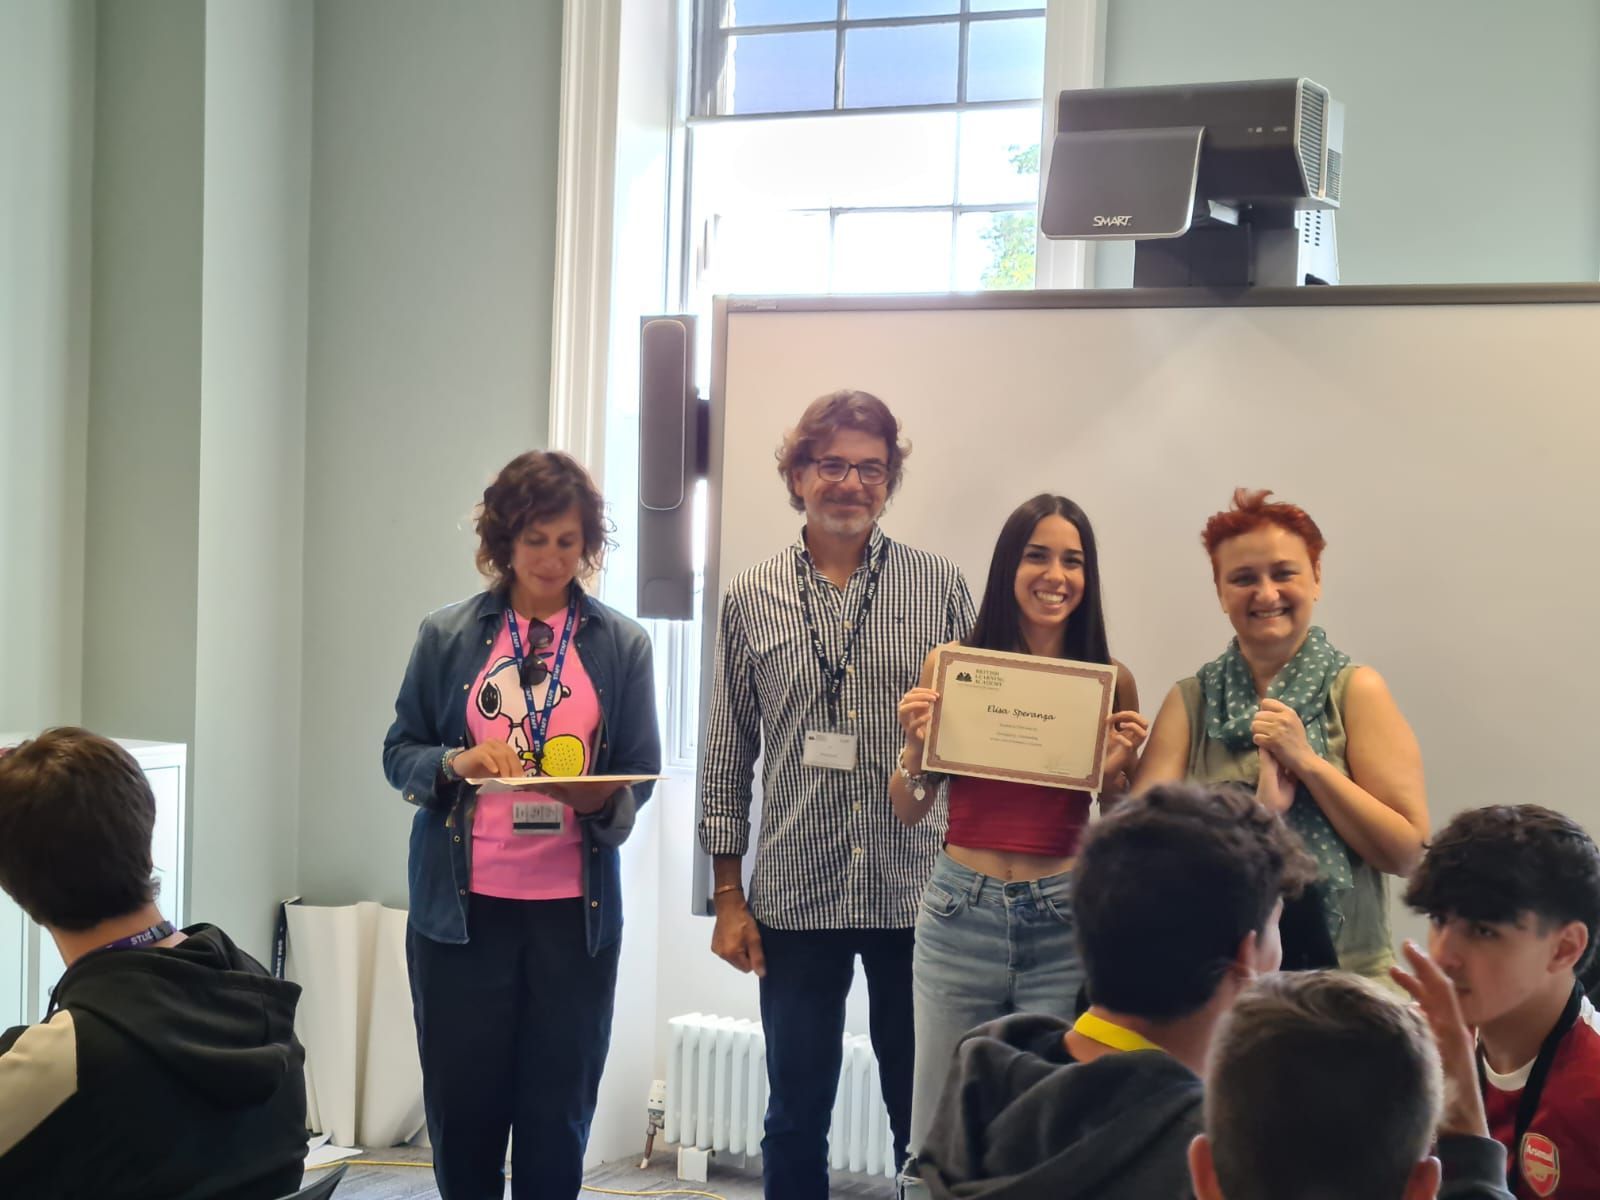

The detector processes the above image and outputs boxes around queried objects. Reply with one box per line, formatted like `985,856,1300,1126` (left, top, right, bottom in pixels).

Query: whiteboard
702,286,1600,903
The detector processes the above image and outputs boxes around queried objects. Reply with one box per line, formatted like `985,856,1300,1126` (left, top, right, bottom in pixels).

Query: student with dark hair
892,493,1147,1152
0,728,308,1200
1405,805,1600,1199
1192,961,1516,1200
913,783,1313,1199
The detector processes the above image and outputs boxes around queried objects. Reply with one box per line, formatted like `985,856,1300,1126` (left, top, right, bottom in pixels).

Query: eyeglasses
518,618,555,688
808,457,889,486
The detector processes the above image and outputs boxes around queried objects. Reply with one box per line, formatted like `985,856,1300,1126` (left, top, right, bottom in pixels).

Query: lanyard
794,536,887,722
47,921,177,1018
1478,980,1582,1194
506,590,579,767
1072,1011,1165,1054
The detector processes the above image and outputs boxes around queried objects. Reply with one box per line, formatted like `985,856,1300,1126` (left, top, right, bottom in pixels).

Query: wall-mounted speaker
637,315,703,619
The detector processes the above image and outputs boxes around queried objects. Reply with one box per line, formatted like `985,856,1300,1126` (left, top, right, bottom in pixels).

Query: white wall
192,0,313,954
0,0,93,733
0,0,95,1035
297,0,564,910
81,0,205,750
1095,0,1600,286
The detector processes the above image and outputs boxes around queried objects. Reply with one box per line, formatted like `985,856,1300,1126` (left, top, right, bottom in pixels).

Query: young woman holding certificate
891,493,1147,1155
1134,489,1429,983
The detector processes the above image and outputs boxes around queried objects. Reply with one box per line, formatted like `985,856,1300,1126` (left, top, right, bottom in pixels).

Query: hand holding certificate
924,646,1119,791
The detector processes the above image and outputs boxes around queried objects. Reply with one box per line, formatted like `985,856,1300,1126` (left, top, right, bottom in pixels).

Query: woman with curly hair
383,450,661,1200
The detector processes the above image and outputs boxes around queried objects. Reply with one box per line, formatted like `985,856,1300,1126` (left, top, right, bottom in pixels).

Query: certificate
924,646,1118,791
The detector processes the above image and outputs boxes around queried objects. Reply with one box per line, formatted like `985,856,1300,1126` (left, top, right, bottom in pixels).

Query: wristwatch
897,749,929,802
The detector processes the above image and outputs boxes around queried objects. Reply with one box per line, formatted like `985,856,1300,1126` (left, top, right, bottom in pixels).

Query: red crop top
945,775,1092,858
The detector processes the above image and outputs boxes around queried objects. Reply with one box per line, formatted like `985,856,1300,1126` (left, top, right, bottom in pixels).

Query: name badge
802,729,859,772
512,799,565,836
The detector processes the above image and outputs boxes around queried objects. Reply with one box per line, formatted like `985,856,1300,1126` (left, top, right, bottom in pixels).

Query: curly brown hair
474,451,614,591
774,389,910,513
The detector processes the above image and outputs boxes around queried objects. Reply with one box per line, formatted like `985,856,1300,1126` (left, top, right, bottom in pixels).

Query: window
689,1,1048,305
623,2,1048,764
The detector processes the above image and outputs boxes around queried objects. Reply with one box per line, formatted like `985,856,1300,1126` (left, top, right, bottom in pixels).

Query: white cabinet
0,735,187,1029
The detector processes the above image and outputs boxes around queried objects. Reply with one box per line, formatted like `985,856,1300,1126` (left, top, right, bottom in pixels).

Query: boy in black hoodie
0,728,308,1199
913,783,1314,1200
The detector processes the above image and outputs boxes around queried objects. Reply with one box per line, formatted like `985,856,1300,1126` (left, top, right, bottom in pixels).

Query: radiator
664,1013,897,1179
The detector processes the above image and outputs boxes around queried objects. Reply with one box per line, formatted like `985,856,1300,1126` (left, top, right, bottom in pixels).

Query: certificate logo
955,671,973,682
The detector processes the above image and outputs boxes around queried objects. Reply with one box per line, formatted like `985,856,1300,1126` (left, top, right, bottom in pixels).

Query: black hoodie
0,924,308,1200
915,1012,1203,1200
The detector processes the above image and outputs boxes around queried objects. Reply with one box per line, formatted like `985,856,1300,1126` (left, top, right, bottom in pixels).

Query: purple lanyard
46,921,177,1018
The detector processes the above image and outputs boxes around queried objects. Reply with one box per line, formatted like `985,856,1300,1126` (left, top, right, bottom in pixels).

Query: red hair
1202,489,1326,581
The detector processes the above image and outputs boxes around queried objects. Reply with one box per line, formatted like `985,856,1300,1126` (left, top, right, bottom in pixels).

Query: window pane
842,23,958,108
692,111,957,211
955,209,1035,290
846,0,957,16
957,106,1041,204
833,211,952,292
964,16,1045,102
969,0,1045,10
707,211,832,295
722,0,838,26
723,30,837,113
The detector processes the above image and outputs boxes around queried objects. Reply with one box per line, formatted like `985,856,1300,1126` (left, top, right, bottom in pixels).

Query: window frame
549,0,1104,767
693,2,1049,120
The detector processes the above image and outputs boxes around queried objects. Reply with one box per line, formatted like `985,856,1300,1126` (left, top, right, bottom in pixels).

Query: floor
315,1145,893,1200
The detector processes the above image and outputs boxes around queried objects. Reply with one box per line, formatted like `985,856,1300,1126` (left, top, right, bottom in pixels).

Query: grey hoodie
913,1011,1516,1200
915,1012,1202,1200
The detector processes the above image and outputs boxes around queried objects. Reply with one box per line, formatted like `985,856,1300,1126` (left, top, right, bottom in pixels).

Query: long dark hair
966,493,1111,663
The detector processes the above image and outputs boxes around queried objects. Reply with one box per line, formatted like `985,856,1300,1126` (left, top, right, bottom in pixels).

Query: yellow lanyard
1072,1011,1165,1054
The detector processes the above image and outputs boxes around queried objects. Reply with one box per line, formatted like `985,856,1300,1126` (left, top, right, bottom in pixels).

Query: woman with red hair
1135,489,1428,980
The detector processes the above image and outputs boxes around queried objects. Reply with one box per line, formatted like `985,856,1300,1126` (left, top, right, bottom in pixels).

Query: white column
1035,0,1108,289
548,0,626,471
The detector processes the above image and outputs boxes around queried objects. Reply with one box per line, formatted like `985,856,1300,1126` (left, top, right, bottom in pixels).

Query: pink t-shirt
466,605,600,900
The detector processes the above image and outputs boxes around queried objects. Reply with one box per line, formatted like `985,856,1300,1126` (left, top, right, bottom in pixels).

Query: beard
814,503,876,537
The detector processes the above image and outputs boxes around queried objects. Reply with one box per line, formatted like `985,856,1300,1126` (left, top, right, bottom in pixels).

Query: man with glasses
700,389,975,1199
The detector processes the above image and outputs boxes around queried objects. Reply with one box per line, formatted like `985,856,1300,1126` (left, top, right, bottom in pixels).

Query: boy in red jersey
1406,805,1600,1200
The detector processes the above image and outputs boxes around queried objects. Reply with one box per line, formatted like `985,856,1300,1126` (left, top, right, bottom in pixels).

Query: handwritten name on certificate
924,646,1118,791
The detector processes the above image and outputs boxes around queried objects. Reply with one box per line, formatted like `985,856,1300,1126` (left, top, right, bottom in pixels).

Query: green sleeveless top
1177,665,1394,981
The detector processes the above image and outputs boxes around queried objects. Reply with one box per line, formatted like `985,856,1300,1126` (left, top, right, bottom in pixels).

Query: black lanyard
1478,980,1582,1193
794,536,887,722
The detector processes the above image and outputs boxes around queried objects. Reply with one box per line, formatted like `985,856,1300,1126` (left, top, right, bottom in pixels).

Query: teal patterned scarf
1196,626,1354,892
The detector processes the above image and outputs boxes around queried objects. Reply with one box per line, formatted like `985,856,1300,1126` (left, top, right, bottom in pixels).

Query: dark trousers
406,895,620,1200
757,924,915,1200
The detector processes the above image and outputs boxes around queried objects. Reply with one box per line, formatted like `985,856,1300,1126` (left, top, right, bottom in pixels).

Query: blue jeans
908,853,1084,1154
757,923,915,1200
406,895,620,1200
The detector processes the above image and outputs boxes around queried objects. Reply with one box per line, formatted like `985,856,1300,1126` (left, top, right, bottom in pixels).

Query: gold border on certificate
924,646,1117,791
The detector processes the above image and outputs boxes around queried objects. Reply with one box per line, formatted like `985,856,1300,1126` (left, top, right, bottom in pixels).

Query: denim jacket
383,588,661,953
